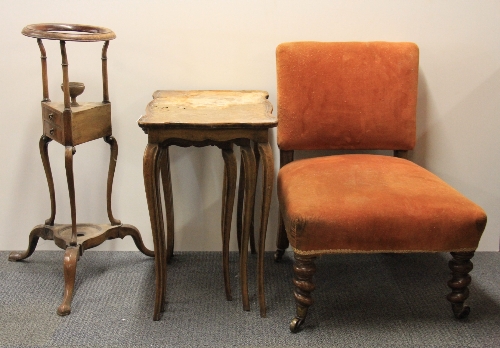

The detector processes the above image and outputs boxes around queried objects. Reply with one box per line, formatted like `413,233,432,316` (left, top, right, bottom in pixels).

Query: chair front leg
290,253,316,333
447,251,474,319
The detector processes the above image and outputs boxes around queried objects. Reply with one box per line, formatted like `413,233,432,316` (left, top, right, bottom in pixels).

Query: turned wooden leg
221,144,237,301
8,225,53,261
64,146,77,247
447,251,474,319
39,135,56,226
159,147,175,263
274,150,293,262
290,253,316,333
144,143,166,320
104,135,121,226
257,142,273,318
239,142,257,311
57,245,80,316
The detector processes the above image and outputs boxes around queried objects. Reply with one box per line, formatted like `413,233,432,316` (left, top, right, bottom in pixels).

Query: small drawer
42,107,63,127
43,120,64,143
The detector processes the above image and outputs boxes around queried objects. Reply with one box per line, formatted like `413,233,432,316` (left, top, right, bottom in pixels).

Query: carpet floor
1,250,499,347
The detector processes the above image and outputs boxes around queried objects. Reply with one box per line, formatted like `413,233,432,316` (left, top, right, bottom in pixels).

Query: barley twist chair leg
447,251,474,319
290,253,317,333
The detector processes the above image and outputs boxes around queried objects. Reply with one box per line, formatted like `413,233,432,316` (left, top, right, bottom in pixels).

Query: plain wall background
1,0,499,252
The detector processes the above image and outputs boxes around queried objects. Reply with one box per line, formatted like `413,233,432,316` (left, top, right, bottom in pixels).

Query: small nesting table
138,90,276,320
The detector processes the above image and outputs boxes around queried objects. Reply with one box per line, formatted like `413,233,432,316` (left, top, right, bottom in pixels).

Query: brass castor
290,317,305,333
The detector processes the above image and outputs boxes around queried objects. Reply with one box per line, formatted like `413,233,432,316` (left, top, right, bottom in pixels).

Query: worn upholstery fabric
276,41,486,256
276,41,419,151
278,154,487,255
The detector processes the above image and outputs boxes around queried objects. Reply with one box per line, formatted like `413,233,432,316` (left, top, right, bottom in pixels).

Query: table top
138,90,276,129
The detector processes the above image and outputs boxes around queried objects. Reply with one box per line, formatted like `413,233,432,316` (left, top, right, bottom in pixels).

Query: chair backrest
276,41,419,151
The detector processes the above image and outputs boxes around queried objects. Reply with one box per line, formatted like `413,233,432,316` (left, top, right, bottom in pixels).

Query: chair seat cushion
278,154,486,255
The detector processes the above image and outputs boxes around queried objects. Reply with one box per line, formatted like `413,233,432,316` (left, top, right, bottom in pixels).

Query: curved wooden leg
159,145,169,316
221,144,237,301
239,142,257,311
144,143,166,320
447,251,474,319
39,135,56,226
64,146,77,247
159,147,174,263
249,142,260,255
236,159,244,253
57,245,80,316
256,142,273,317
274,150,294,262
104,135,121,226
117,224,154,257
9,225,53,261
156,149,169,310
236,145,258,255
290,253,316,333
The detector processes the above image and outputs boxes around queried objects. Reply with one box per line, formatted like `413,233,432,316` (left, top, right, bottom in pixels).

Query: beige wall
1,0,499,251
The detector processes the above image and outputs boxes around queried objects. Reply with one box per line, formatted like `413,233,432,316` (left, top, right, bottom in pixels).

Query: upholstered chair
274,42,487,332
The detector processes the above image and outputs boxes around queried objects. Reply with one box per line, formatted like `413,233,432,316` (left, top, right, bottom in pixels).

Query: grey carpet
1,251,499,347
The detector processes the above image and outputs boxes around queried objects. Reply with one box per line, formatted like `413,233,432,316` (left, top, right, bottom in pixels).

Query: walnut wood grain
60,41,70,110
42,102,112,146
64,146,77,246
236,143,259,255
8,225,51,261
139,90,276,320
14,25,152,317
251,142,260,255
57,246,79,316
221,144,237,301
104,136,121,226
139,90,275,129
239,141,257,311
159,147,175,263
37,39,50,102
39,135,56,226
143,143,166,320
101,41,110,103
257,142,273,317
10,222,153,315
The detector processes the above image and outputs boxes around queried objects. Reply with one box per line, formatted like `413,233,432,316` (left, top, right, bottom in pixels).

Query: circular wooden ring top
22,23,116,42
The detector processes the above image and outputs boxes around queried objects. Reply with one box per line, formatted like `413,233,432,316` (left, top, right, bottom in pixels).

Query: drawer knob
49,128,54,135
49,113,54,120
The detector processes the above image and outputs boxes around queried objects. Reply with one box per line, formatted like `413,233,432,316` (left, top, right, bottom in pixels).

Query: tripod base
9,223,154,316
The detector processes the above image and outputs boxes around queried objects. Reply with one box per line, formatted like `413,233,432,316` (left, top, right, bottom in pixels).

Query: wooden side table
9,23,154,316
138,90,277,320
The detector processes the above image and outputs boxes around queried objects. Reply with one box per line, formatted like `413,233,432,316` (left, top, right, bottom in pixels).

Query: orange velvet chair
274,42,487,332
